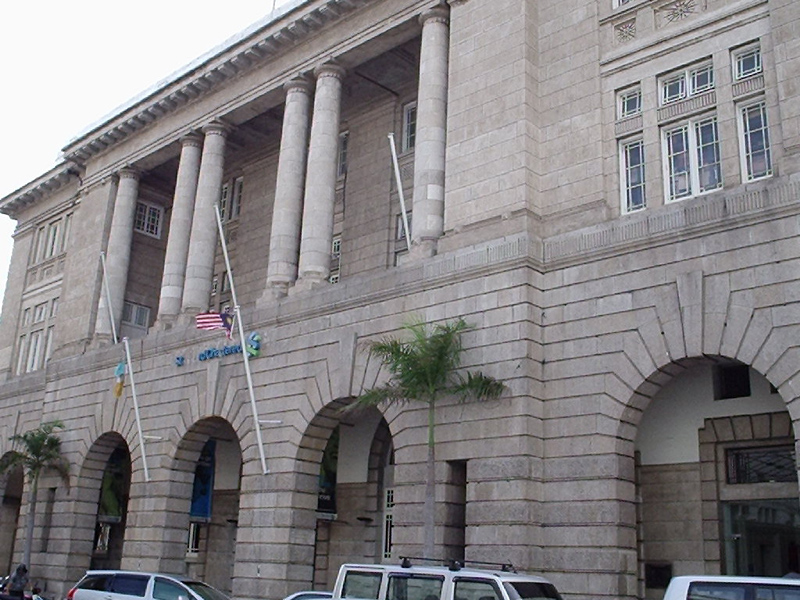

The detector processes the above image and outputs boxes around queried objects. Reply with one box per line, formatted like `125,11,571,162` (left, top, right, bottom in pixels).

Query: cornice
0,162,84,219
60,0,373,165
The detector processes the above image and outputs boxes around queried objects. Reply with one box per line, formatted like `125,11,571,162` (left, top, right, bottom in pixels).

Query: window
122,302,150,329
23,308,31,326
134,201,163,238
662,116,722,201
383,487,394,559
402,101,417,152
34,303,47,323
220,183,230,221
342,572,382,600
620,139,646,213
739,101,772,181
62,213,72,252
187,523,202,554
329,272,340,284
387,575,443,600
713,364,751,400
50,297,59,318
331,236,342,259
44,327,54,365
726,445,796,484
45,220,62,259
231,177,243,220
211,277,219,296
16,336,26,375
396,212,412,241
34,225,45,263
338,131,349,178
26,330,42,372
618,87,642,119
660,62,714,105
153,578,190,600
734,45,762,80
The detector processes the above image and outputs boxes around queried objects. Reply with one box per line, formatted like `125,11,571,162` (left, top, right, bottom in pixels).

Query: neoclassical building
0,0,798,599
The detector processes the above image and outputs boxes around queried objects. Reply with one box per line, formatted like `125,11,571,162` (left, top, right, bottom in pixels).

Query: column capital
118,167,141,181
202,120,231,137
284,75,313,95
420,5,450,26
180,132,204,148
314,61,346,81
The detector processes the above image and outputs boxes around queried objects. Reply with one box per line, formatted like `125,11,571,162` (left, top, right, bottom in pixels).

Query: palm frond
451,371,507,401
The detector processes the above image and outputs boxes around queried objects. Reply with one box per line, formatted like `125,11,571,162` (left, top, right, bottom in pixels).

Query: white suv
331,559,562,600
663,575,800,600
66,571,230,600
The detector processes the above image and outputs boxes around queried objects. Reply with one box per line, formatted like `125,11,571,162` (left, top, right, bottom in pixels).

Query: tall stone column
296,63,345,288
181,121,229,314
95,168,140,340
410,6,450,258
156,133,203,326
265,77,313,298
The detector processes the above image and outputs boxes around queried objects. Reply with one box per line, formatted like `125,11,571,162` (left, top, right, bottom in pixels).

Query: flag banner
113,361,125,398
196,312,233,338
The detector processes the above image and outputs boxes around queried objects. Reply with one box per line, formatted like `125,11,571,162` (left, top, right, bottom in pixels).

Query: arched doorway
309,405,394,589
0,462,23,574
634,359,799,598
177,418,241,595
89,436,131,570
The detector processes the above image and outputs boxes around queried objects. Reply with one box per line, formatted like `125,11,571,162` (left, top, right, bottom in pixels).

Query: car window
504,581,562,600
453,578,502,600
154,579,189,600
182,581,230,600
110,575,149,597
387,575,443,600
343,572,382,600
79,575,114,591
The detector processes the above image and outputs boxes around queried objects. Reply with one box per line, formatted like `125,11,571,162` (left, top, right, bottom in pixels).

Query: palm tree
0,420,70,568
353,318,505,558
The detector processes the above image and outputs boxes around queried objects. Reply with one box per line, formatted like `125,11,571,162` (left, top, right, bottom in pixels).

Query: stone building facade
0,1,798,599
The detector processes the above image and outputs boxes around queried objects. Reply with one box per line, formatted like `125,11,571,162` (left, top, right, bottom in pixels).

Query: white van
662,575,800,600
331,559,562,600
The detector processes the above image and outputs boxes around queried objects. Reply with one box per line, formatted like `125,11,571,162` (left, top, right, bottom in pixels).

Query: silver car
66,571,230,600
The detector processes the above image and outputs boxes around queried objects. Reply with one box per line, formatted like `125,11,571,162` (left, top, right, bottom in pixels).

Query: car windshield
182,581,231,600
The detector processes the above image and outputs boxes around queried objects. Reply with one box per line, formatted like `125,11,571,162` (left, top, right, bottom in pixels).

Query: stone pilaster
95,168,140,341
181,122,229,314
410,6,450,258
156,133,203,327
296,62,345,289
264,77,313,299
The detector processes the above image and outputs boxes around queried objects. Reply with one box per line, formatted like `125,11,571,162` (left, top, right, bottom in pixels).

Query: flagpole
214,204,268,474
99,252,119,343
99,252,151,482
123,337,150,482
388,133,412,252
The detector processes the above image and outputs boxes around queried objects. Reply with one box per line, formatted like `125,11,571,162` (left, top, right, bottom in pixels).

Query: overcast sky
0,1,298,311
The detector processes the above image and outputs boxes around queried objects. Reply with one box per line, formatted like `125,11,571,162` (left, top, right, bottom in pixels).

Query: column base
292,274,328,293
152,314,179,332
410,238,438,259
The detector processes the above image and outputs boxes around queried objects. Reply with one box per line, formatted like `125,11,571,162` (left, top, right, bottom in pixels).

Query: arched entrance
306,405,394,590
0,461,23,574
633,358,799,598
74,432,131,569
175,417,241,595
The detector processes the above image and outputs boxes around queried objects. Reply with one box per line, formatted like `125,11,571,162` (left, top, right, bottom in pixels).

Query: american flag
195,311,233,338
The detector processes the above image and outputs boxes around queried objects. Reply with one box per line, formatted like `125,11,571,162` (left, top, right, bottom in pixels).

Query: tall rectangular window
16,336,26,375
338,132,349,178
44,327,55,365
62,213,73,253
620,139,646,213
26,330,42,372
220,183,230,221
402,101,417,152
134,201,163,238
45,220,61,259
35,226,46,263
231,177,243,219
739,101,772,181
663,116,721,201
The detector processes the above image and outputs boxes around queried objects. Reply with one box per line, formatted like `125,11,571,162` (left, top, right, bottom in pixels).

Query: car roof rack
398,557,516,573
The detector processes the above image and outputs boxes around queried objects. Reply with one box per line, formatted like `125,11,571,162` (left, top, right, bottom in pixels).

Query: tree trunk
23,476,37,569
423,401,436,558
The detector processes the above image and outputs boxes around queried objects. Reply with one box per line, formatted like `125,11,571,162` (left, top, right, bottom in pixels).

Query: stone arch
287,396,393,592
67,432,131,576
159,416,241,594
0,454,23,575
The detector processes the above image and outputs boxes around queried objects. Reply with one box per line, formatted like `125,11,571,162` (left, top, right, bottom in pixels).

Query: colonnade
94,6,450,339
